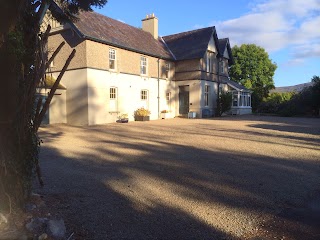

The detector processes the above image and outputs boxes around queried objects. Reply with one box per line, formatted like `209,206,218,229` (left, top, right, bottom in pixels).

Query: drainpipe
157,59,160,119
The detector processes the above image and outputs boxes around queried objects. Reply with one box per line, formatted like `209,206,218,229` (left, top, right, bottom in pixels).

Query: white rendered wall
87,69,176,125
51,69,89,125
37,88,67,124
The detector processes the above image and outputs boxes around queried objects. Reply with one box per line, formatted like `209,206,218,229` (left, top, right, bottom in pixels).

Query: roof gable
162,27,218,60
207,35,218,53
218,38,234,64
223,48,229,58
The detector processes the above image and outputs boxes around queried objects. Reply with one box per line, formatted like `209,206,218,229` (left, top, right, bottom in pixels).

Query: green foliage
257,76,320,116
219,91,232,116
258,92,295,114
7,30,25,61
229,44,277,111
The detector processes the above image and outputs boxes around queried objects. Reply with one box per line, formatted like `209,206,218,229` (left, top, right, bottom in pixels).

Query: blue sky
94,0,320,87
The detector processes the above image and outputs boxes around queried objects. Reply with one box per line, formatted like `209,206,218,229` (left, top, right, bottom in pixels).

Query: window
166,92,171,105
204,85,209,106
141,90,148,100
140,56,147,75
220,60,225,74
165,63,170,78
233,92,238,107
110,87,117,99
206,52,214,72
235,92,251,107
109,48,116,70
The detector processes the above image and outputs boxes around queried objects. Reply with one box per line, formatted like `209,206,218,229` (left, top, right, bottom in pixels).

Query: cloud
213,0,320,65
292,43,320,59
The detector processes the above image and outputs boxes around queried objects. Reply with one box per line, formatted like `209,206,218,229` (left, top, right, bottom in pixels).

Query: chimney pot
142,13,158,39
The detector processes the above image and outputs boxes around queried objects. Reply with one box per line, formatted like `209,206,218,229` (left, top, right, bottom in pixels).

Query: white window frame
166,92,171,105
109,48,116,71
141,89,148,100
206,51,213,72
234,92,251,107
110,87,117,99
165,63,170,79
220,60,225,74
140,56,147,75
204,85,209,106
232,92,238,107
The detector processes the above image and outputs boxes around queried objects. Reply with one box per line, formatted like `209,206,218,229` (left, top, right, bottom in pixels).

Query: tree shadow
35,117,320,239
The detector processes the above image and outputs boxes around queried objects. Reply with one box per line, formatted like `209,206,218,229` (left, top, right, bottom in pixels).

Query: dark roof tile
73,11,173,59
162,27,216,60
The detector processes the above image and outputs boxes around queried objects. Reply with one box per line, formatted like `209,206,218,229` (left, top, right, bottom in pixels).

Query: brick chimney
142,13,158,39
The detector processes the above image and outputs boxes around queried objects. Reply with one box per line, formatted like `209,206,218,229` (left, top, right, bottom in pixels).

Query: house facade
43,4,251,125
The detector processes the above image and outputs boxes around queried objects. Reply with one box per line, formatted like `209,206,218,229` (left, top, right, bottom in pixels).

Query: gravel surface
36,115,320,239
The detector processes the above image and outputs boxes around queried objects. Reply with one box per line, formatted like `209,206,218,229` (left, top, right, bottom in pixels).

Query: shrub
217,91,232,116
134,108,151,117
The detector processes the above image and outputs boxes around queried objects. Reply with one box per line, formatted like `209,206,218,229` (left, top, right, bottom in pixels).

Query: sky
94,0,320,87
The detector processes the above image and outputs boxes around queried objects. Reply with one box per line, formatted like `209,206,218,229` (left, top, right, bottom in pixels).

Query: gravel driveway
36,115,320,239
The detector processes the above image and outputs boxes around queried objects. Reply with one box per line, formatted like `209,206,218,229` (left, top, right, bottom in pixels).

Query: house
42,4,252,125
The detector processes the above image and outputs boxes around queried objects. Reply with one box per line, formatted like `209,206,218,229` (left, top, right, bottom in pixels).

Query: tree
0,0,108,214
229,44,277,111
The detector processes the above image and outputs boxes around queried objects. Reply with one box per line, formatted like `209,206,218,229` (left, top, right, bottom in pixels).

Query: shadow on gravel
36,146,234,240
35,117,320,239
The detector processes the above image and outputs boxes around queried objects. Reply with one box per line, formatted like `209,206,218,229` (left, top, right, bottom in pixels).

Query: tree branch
34,49,76,131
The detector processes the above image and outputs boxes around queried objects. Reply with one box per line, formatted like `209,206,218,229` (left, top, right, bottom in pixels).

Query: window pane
140,56,147,75
141,90,148,100
110,87,117,99
165,63,170,78
109,49,116,70
166,92,170,102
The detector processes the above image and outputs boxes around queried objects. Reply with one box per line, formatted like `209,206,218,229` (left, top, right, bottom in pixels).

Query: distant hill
271,82,313,93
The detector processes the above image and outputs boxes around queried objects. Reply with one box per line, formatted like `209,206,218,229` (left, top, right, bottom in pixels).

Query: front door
179,85,189,114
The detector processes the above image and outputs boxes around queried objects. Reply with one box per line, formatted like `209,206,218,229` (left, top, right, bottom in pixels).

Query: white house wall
49,89,67,124
200,80,219,117
87,68,176,125
52,69,89,125
37,88,67,124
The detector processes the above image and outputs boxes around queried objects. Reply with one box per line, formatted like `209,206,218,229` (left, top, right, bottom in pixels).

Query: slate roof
162,27,217,61
218,38,234,64
218,38,228,55
71,11,173,59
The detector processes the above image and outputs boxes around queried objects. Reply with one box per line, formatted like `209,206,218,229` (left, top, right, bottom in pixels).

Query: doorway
179,85,189,114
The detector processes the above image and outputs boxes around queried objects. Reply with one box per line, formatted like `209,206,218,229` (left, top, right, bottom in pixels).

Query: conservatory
230,91,252,115
225,79,252,115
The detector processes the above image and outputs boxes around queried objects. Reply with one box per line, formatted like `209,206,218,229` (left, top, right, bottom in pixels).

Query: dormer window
109,48,116,70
